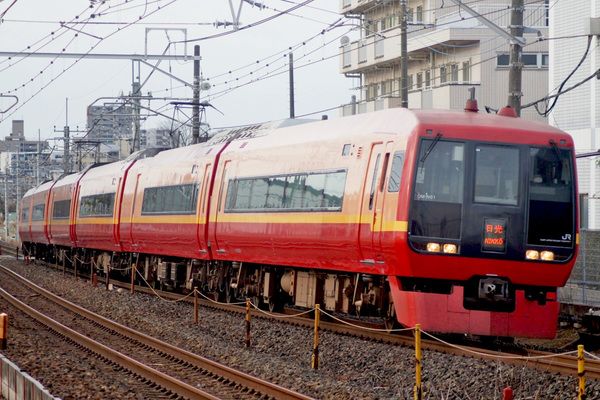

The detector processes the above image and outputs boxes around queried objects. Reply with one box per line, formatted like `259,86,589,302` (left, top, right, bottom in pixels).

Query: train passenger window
474,146,519,206
32,204,45,221
141,184,198,215
53,200,71,219
304,174,326,208
322,171,346,208
387,151,405,192
266,177,286,208
21,207,29,222
249,178,269,209
284,174,307,209
79,193,116,217
342,144,351,156
224,170,346,212
414,140,464,204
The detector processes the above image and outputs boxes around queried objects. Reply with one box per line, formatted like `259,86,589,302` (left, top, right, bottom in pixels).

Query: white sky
0,0,356,143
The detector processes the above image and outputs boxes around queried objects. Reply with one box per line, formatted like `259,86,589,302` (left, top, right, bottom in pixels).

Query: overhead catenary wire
0,0,180,124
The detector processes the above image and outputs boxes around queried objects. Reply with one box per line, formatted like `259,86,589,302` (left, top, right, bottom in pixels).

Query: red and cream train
19,108,578,338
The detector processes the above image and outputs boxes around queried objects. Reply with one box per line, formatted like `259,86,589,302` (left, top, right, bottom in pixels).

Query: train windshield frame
408,137,576,260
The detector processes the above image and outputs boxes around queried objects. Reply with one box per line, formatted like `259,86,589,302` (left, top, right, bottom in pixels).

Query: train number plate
482,218,506,252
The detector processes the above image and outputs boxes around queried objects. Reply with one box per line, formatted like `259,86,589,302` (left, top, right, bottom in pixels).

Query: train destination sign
482,218,506,252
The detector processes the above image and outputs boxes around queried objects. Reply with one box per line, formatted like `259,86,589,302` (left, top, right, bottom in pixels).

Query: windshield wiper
420,133,443,163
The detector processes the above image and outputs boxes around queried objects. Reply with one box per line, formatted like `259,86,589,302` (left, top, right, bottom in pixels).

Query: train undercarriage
22,242,396,325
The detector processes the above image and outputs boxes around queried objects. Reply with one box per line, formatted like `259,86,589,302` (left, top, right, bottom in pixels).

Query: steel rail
0,263,313,400
3,243,599,380
0,286,220,400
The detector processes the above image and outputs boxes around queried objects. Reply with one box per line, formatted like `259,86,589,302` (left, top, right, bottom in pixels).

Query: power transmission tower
508,0,524,116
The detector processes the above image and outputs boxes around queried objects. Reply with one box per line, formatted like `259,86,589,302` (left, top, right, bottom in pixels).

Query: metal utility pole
192,45,200,144
289,52,295,118
4,176,8,240
400,0,408,108
15,146,19,242
132,61,142,153
64,98,70,174
507,0,524,116
36,129,40,186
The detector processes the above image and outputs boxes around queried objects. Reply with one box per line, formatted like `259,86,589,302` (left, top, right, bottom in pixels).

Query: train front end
390,114,577,338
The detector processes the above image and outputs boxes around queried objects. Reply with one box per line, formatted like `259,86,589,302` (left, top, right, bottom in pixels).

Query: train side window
79,193,116,217
21,207,29,222
32,204,45,221
342,144,351,156
304,174,326,209
322,171,346,209
234,179,253,210
53,199,71,219
249,178,269,209
387,151,405,192
379,153,390,192
369,154,381,210
284,174,307,209
266,176,286,209
141,184,198,215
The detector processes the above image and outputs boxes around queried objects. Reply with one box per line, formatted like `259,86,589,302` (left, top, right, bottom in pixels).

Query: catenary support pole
192,45,200,144
507,0,524,116
289,52,295,118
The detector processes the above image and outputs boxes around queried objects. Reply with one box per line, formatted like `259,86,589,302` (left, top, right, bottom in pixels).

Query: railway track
3,242,599,382
0,262,312,400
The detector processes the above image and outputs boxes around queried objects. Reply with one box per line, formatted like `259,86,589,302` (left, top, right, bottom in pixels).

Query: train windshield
527,146,574,248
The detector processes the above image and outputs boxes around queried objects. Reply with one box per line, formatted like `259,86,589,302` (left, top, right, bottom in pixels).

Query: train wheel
267,297,281,313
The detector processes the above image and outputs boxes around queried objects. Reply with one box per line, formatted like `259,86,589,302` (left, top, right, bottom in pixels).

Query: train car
19,180,54,253
18,107,578,338
48,172,80,249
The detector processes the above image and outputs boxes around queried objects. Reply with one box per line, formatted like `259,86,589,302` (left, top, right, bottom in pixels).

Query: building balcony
339,2,548,74
340,83,481,117
339,0,377,15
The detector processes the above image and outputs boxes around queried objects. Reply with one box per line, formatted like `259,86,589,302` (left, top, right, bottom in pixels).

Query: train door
210,160,231,257
196,163,212,254
359,142,388,264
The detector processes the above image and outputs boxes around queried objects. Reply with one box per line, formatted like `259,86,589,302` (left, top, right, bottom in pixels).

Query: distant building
86,103,133,144
549,1,600,229
145,129,173,149
338,0,549,121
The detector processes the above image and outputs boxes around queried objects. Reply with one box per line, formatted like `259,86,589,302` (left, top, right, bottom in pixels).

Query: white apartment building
549,1,600,229
339,0,550,121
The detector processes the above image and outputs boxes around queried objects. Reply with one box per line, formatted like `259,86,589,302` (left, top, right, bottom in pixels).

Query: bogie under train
19,108,578,338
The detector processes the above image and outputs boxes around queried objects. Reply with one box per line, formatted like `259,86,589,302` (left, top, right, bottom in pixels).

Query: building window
440,65,447,84
407,75,414,91
225,170,347,212
79,193,116,217
53,199,71,219
451,64,459,82
497,54,510,66
343,44,351,68
416,6,423,23
522,54,538,66
541,54,549,67
416,72,423,89
462,61,470,82
358,41,367,63
142,184,199,215
407,8,414,23
374,37,384,58
425,70,431,87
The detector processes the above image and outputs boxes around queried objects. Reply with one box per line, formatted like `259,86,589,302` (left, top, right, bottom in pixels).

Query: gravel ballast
1,257,599,400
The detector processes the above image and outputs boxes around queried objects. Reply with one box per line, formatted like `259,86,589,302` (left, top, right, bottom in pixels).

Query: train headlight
426,242,441,252
443,244,457,254
525,250,540,260
540,251,555,261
